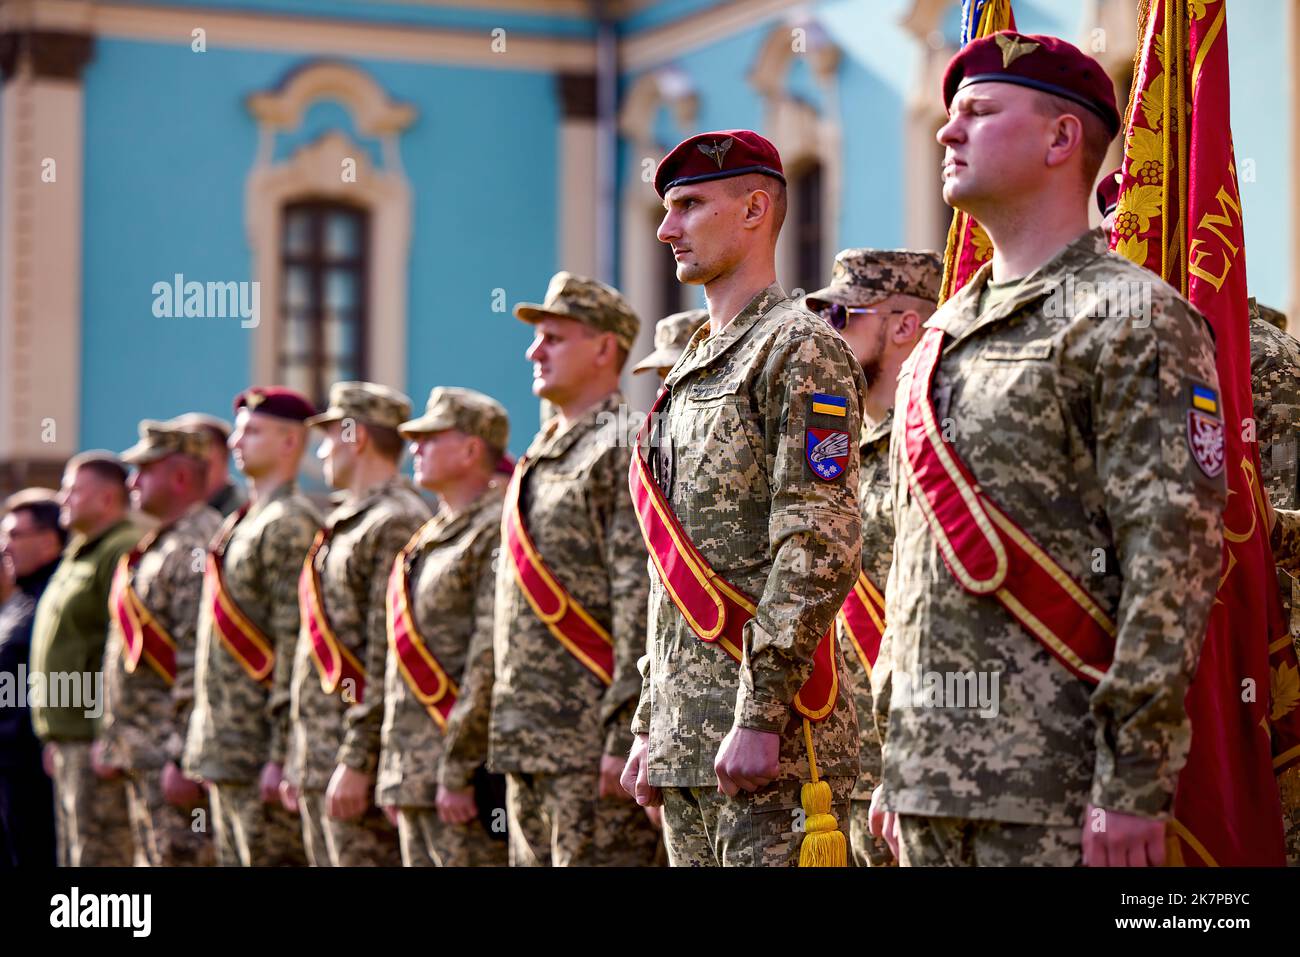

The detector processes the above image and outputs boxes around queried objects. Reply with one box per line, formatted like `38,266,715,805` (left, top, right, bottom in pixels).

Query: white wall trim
8,0,596,71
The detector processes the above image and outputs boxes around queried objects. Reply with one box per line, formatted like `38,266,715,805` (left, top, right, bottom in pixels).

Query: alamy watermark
892,669,1001,718
151,273,260,328
1043,275,1152,328
0,668,103,719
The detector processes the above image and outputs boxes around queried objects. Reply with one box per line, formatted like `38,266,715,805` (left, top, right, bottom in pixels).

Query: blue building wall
70,0,1295,459
80,37,560,456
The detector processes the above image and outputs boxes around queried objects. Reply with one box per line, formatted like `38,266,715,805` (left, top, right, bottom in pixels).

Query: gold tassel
798,718,847,867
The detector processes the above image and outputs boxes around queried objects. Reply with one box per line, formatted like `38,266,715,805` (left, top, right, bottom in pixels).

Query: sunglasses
816,302,902,331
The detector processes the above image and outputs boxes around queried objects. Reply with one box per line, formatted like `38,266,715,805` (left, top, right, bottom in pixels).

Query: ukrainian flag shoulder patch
811,393,848,417
1190,382,1219,416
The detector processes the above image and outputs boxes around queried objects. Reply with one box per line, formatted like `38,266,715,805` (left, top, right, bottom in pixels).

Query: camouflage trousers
897,814,1081,866
505,772,660,867
661,776,853,867
299,790,401,867
848,798,894,867
208,782,308,867
124,768,215,867
49,741,133,867
395,807,508,867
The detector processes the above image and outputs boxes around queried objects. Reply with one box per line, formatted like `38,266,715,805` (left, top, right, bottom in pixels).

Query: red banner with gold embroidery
1112,0,1299,865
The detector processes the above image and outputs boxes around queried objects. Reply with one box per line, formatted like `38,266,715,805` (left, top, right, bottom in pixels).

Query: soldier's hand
259,761,284,805
42,742,57,778
161,762,204,809
382,805,399,827
90,739,120,780
620,733,662,807
436,784,478,825
714,725,779,797
326,763,373,821
279,778,300,813
1081,804,1166,867
599,753,632,800
868,784,899,860
643,804,663,830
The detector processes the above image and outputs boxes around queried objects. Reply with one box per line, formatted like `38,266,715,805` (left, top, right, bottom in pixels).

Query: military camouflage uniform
489,392,658,867
633,283,865,867
879,229,1227,865
100,501,222,866
378,483,508,867
840,414,894,867
287,475,429,866
806,246,942,867
1253,312,1300,863
1278,510,1300,576
183,482,320,866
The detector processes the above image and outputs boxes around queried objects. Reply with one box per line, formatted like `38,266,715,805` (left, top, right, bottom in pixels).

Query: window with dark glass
279,202,369,406
791,161,824,296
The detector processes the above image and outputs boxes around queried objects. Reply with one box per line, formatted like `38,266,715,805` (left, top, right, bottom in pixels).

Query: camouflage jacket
377,481,505,806
841,411,893,801
286,476,429,790
488,391,649,775
100,501,223,771
880,228,1226,825
632,284,865,789
183,482,321,784
1277,509,1300,577
1251,317,1300,645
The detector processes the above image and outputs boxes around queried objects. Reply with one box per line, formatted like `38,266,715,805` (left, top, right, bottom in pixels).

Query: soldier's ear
894,310,921,343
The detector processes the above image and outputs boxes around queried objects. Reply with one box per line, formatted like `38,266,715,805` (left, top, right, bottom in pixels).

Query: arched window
279,201,369,406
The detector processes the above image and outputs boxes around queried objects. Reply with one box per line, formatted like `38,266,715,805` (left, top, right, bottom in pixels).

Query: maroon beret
233,386,316,423
943,31,1120,136
1095,166,1123,216
654,129,785,198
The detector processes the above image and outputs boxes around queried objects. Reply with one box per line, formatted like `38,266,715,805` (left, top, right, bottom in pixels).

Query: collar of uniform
67,517,134,560
420,478,507,548
329,474,410,529
664,283,787,388
925,227,1109,348
140,499,210,552
862,408,893,447
527,390,623,463
243,479,297,523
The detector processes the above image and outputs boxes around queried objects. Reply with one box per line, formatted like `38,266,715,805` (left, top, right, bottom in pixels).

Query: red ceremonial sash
901,327,1117,683
386,536,459,730
206,508,275,685
838,570,886,678
501,458,615,686
298,530,366,701
110,547,177,686
628,390,839,722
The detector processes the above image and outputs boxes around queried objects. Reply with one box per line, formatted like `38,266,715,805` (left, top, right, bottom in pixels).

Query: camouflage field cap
513,271,640,352
304,381,413,430
805,248,943,311
1249,297,1289,333
399,386,510,451
632,308,708,375
170,412,234,442
121,419,213,465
